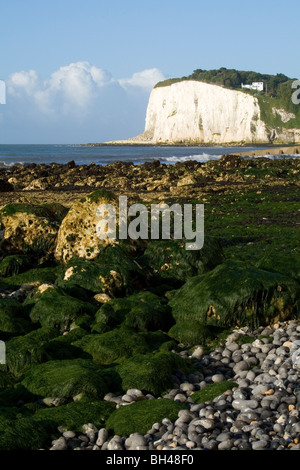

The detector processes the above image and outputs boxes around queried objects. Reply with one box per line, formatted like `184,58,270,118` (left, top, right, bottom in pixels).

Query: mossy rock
0,298,32,339
168,260,300,345
5,326,59,378
32,400,116,433
23,286,97,332
42,327,89,361
0,254,32,278
0,202,68,222
191,381,237,404
256,252,300,282
139,236,224,285
0,415,51,450
0,370,14,391
56,245,144,297
95,291,175,332
0,383,38,407
21,358,114,400
116,351,192,396
0,266,60,291
168,321,214,346
106,398,187,436
73,327,169,365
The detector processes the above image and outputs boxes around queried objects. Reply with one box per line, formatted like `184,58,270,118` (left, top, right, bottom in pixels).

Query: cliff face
136,81,300,144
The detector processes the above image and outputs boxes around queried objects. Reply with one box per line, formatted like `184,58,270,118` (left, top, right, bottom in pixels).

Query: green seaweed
191,381,237,404
5,326,60,377
33,400,116,432
21,358,115,400
23,286,97,332
73,327,169,365
106,398,187,436
0,254,32,278
116,351,192,396
168,260,300,345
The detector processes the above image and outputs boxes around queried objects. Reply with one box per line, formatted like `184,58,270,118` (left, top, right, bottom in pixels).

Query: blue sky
0,0,299,144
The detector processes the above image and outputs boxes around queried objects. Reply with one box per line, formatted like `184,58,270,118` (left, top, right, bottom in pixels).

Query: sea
0,144,295,168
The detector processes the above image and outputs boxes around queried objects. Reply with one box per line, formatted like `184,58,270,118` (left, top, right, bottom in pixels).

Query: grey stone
96,428,108,447
251,439,269,450
50,437,68,450
232,399,259,412
125,433,147,450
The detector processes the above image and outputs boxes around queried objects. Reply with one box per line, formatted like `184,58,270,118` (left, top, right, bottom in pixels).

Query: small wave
0,161,25,168
161,154,222,163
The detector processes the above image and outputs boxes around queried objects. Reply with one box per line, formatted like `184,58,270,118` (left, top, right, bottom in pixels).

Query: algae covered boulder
168,260,300,345
21,358,116,400
0,202,68,260
0,266,60,291
56,244,144,297
0,371,14,391
5,326,59,377
0,254,32,278
0,298,32,339
23,284,97,332
0,415,51,450
116,351,191,396
140,236,224,285
32,400,115,433
41,327,89,361
94,290,174,333
106,398,186,436
55,190,119,263
256,252,300,282
73,326,169,365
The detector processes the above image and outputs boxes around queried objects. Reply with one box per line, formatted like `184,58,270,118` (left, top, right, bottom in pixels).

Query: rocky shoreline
0,153,299,451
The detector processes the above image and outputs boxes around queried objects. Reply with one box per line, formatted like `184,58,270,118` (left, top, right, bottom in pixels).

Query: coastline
0,153,299,451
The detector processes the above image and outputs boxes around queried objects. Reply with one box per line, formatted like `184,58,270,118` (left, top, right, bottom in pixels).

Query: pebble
50,319,300,451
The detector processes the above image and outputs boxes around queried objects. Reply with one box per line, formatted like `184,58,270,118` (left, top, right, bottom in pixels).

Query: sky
0,0,299,144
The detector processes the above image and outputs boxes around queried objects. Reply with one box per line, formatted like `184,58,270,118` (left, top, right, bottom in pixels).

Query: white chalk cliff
131,81,300,144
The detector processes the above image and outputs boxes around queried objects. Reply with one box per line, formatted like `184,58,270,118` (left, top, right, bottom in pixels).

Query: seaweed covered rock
21,358,117,400
94,291,174,333
168,260,300,345
191,381,237,404
32,400,116,433
41,327,89,361
116,351,191,396
55,245,144,297
23,284,97,332
140,236,224,285
0,415,51,450
55,190,119,263
0,254,32,278
256,252,300,282
73,327,170,365
0,371,14,391
106,398,187,436
0,202,68,261
0,266,60,291
5,326,59,377
0,298,32,339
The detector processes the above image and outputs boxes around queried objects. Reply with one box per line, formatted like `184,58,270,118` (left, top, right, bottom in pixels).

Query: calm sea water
0,144,289,168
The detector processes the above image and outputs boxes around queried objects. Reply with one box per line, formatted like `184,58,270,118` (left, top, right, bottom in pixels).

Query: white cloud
7,62,114,115
3,62,165,143
7,62,164,116
118,68,165,90
7,70,40,97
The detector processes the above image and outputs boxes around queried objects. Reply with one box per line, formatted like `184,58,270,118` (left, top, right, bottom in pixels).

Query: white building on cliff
241,81,264,92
